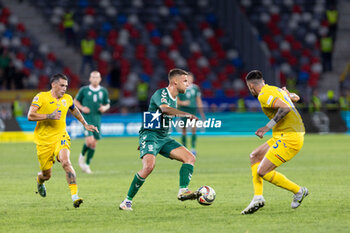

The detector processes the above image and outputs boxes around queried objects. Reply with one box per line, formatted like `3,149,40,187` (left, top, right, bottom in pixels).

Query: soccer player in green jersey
178,73,205,155
74,71,110,174
119,68,200,211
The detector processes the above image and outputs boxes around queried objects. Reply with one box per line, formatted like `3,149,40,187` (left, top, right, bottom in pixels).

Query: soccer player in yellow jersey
241,70,308,215
27,74,98,208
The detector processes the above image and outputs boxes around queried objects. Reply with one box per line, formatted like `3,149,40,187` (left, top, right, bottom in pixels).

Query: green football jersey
178,84,201,113
75,85,110,126
140,87,177,136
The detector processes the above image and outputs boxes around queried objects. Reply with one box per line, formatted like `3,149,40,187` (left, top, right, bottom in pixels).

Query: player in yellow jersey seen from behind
28,73,98,208
241,70,308,214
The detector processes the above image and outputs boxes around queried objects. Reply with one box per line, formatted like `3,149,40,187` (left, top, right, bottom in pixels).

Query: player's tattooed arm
46,108,61,120
71,105,88,125
256,98,291,138
70,106,99,133
272,107,290,123
266,98,291,129
28,106,61,121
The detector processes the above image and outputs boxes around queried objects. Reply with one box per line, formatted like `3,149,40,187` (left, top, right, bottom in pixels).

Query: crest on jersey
62,99,67,107
33,96,39,102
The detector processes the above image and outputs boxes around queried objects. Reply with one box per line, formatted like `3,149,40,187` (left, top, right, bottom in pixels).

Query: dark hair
168,68,188,80
245,70,263,82
50,73,68,85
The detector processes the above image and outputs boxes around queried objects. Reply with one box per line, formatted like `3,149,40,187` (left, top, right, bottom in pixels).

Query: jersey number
273,139,287,149
273,140,281,149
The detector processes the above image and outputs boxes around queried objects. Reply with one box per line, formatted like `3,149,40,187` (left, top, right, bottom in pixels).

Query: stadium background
0,0,349,140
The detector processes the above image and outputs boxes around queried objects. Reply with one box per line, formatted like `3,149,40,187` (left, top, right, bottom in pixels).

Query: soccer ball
197,186,216,205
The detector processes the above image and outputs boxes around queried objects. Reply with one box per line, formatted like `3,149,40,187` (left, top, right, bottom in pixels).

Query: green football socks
182,135,187,147
127,173,145,200
86,148,95,165
179,163,194,188
81,144,88,156
191,134,197,149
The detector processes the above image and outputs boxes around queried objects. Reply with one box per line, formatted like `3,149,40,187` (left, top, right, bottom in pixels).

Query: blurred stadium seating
0,3,80,90
29,0,249,99
239,0,327,92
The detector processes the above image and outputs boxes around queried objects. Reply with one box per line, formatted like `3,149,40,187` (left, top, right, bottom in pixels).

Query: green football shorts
139,130,182,158
84,127,101,140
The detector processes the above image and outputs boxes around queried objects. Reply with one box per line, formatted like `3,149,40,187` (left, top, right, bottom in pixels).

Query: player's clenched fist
47,108,61,120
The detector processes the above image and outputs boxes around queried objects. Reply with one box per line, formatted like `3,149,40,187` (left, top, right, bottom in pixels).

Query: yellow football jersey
31,91,73,145
258,85,305,138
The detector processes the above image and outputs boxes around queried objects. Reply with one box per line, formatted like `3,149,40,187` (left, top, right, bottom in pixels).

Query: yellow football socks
69,184,78,196
263,170,300,194
37,176,44,185
251,163,263,196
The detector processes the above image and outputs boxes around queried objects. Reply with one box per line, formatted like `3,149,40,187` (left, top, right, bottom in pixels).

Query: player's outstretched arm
28,106,61,121
255,98,291,138
159,104,198,120
282,87,300,102
73,99,90,114
70,106,99,133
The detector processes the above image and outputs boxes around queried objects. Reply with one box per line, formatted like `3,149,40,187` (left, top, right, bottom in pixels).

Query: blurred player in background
27,73,98,208
241,70,308,215
177,73,205,155
119,68,200,211
74,71,110,174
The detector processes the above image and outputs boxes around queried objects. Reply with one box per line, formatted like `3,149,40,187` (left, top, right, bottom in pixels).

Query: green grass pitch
0,134,349,233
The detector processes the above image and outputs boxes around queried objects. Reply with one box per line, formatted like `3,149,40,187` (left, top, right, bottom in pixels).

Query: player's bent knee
249,152,258,164
43,173,51,180
185,153,196,164
143,163,155,175
249,150,264,164
41,170,51,180
257,168,266,177
190,154,196,164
